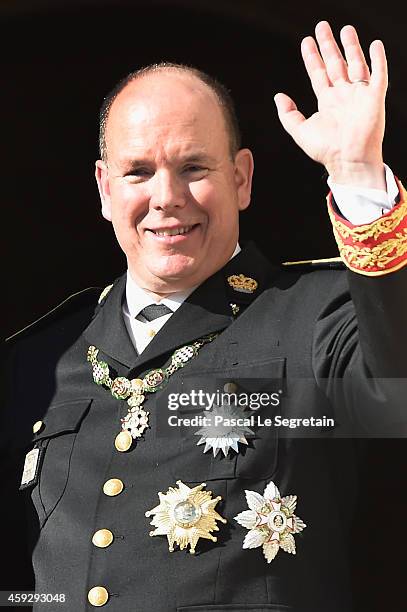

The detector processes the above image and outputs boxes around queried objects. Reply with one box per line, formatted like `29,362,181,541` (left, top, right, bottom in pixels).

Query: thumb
274,93,306,139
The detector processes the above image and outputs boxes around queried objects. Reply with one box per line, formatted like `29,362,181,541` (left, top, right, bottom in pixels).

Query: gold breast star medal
145,480,227,554
195,403,255,457
234,480,306,563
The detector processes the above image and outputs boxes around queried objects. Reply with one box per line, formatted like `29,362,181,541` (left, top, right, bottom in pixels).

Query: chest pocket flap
33,398,92,442
169,359,286,483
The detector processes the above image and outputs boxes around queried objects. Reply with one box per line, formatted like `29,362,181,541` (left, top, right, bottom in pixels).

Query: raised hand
274,21,388,189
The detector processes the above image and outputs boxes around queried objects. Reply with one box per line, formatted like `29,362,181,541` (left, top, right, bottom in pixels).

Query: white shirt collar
125,242,241,319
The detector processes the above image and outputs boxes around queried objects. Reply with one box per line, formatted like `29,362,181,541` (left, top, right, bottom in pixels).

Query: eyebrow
121,152,215,172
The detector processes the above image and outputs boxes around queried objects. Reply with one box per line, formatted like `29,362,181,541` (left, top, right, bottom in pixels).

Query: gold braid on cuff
327,180,407,276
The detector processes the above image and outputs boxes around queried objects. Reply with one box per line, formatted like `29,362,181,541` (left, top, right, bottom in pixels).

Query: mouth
146,224,200,241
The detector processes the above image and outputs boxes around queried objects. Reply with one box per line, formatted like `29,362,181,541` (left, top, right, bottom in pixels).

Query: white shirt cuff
328,164,399,224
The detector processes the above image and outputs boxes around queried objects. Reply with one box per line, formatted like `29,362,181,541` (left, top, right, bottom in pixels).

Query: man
2,20,406,611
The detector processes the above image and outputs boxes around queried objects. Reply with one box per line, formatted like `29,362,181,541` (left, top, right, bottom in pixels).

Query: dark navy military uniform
2,243,406,611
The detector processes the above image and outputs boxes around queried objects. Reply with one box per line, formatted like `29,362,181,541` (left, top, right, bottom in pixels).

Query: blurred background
2,1,406,608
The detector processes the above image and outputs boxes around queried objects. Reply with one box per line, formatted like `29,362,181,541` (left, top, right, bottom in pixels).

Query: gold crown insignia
227,274,258,294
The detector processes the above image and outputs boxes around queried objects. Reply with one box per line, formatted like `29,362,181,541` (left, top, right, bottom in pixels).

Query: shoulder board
5,286,101,343
282,257,345,271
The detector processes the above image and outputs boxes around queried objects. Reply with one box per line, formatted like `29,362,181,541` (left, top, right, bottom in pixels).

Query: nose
149,169,187,211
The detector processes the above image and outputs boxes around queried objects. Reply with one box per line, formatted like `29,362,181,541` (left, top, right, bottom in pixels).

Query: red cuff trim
327,178,407,276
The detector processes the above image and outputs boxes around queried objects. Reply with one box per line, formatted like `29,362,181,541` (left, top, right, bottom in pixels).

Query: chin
153,254,198,279
150,255,200,283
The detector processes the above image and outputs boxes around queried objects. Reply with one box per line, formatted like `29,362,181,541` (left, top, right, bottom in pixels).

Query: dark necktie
136,303,173,323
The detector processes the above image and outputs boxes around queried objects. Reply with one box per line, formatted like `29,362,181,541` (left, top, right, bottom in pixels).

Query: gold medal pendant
114,430,133,452
114,406,150,451
121,406,150,438
87,335,218,449
145,480,227,554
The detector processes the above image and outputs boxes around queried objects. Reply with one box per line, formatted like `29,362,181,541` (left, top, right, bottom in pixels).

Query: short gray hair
98,62,242,161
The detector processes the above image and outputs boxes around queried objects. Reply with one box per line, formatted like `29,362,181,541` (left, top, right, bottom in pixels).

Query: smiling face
95,70,254,297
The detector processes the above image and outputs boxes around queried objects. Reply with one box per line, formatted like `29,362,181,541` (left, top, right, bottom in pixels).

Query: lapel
83,242,278,372
83,274,137,368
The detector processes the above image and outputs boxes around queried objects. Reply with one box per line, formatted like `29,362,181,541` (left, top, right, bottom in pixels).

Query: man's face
96,71,253,295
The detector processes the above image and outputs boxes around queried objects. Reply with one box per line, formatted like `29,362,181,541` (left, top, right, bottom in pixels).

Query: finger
370,39,388,93
274,93,306,137
315,20,349,83
301,36,332,97
340,25,370,82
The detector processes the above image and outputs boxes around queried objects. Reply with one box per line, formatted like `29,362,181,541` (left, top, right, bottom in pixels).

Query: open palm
275,21,388,186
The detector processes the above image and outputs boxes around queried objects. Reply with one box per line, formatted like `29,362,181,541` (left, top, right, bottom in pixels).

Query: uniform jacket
2,242,406,612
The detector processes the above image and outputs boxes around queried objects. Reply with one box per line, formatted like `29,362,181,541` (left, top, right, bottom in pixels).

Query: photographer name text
168,414,335,429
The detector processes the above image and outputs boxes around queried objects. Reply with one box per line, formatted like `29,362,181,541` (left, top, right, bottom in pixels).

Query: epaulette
281,257,345,271
5,286,102,343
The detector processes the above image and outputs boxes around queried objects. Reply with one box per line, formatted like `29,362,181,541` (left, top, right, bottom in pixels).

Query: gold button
32,420,44,434
92,529,114,548
103,478,124,497
147,329,156,337
223,382,237,393
114,430,132,452
87,586,109,607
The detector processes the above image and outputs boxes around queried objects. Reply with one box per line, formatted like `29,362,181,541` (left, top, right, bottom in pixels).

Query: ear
95,160,112,221
233,148,254,211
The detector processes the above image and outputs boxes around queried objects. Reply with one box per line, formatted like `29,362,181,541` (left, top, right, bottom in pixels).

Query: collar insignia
234,480,306,563
227,274,258,293
145,480,226,554
230,303,240,316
